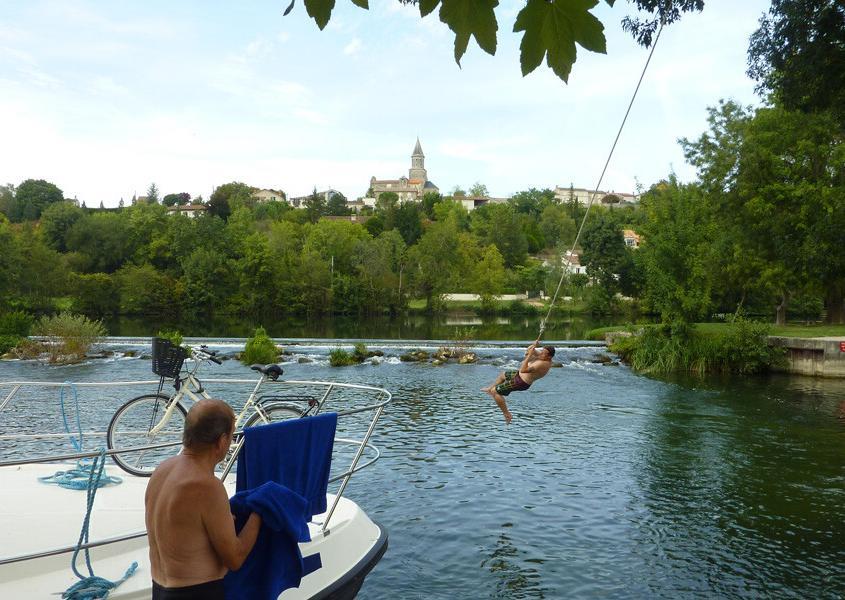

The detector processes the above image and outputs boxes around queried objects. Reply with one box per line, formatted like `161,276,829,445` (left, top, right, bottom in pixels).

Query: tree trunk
826,288,845,324
775,293,788,326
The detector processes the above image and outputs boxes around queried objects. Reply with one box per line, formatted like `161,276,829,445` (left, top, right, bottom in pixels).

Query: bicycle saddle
250,364,283,381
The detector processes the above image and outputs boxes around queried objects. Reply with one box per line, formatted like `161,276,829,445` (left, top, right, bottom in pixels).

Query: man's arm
519,339,540,372
202,480,262,571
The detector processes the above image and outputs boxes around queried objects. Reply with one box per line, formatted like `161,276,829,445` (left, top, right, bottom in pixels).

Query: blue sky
0,0,771,206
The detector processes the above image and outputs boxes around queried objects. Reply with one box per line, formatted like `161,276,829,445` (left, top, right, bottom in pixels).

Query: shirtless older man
145,399,261,600
483,339,555,424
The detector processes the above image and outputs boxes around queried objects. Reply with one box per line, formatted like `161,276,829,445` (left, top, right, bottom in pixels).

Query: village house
166,204,207,219
252,188,286,203
623,229,641,248
289,188,341,208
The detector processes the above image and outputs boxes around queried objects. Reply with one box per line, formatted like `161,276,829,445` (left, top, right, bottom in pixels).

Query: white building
553,186,639,206
166,204,207,219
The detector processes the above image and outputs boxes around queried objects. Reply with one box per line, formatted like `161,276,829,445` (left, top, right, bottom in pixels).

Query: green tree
0,184,15,220
468,182,489,197
39,201,84,252
748,0,845,127
682,102,844,323
302,187,326,223
580,213,627,313
208,182,254,220
637,178,717,322
116,264,178,315
180,248,235,314
146,183,160,204
326,191,350,216
395,201,423,245
407,220,461,311
511,187,555,217
71,272,120,315
162,192,191,206
470,203,528,267
421,192,442,219
539,203,577,248
12,179,64,222
472,244,506,312
65,212,132,273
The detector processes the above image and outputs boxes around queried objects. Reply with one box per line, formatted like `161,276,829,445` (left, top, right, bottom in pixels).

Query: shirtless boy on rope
145,399,261,600
483,339,555,424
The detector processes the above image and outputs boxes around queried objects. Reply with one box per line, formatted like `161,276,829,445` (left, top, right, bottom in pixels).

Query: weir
768,336,845,378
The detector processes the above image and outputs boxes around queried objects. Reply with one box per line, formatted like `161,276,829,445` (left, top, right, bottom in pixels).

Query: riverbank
592,322,845,378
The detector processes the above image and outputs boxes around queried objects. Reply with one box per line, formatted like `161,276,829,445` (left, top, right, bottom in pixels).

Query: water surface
1,339,842,598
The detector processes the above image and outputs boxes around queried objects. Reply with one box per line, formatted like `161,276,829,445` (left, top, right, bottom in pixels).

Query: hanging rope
40,383,122,490
539,21,665,338
60,448,138,600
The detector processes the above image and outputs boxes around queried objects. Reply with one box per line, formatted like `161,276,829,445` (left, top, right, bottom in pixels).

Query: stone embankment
768,337,845,378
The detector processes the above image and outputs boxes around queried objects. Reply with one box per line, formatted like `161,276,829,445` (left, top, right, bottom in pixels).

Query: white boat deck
0,463,382,599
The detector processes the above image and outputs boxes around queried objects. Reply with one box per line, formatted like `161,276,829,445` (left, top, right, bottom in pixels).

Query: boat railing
0,378,390,563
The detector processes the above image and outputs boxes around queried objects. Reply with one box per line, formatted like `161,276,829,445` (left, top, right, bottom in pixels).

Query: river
1,337,843,598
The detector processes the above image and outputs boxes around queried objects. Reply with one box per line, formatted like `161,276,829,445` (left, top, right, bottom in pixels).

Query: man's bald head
183,399,235,450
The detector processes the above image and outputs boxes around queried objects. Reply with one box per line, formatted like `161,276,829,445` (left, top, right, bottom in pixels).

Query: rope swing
538,21,666,339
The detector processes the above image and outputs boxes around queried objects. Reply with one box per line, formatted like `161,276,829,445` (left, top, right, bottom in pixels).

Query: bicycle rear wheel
245,402,304,428
107,393,186,477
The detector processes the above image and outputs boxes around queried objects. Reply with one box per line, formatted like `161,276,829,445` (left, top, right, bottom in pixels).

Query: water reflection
102,313,619,341
636,375,845,598
480,525,549,599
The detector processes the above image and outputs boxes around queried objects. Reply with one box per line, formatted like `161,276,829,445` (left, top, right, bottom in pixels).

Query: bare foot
503,411,513,425
481,385,492,393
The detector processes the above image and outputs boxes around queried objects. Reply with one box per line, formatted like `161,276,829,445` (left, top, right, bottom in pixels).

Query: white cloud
343,37,362,56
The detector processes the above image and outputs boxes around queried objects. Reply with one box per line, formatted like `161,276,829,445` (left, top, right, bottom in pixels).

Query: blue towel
225,481,316,600
235,413,337,519
225,414,337,600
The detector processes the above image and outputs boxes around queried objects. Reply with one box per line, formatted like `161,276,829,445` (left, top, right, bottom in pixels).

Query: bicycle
106,338,320,476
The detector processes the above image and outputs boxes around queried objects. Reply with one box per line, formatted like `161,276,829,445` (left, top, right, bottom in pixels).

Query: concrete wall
768,336,845,378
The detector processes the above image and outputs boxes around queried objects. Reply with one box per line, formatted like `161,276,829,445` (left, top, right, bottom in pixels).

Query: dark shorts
152,579,225,600
495,371,531,396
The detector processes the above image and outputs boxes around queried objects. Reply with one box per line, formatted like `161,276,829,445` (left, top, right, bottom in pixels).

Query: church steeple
409,137,427,181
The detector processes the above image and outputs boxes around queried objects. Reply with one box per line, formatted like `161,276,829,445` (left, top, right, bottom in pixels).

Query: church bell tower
409,137,427,181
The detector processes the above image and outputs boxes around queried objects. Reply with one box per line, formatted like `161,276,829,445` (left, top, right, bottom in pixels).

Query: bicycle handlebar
192,347,222,365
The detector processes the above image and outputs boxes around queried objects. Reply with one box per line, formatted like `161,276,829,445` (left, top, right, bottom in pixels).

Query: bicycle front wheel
107,393,187,477
245,402,304,428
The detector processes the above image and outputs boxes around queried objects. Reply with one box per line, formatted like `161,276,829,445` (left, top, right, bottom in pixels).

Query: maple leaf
514,0,607,82
420,0,498,64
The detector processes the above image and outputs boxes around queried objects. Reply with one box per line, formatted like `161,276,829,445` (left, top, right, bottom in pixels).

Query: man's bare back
146,455,229,587
145,399,261,596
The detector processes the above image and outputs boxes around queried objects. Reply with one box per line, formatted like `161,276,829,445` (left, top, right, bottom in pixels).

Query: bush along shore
608,318,786,376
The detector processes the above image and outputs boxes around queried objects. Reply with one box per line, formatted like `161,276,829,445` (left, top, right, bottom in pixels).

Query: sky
0,0,772,206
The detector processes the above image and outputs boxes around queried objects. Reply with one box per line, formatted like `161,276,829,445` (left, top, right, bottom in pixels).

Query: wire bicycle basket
151,338,187,379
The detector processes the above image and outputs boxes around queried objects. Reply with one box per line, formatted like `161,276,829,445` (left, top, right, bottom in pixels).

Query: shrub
32,312,107,363
156,330,184,348
241,327,279,365
717,316,785,375
0,334,22,355
352,343,368,362
610,318,784,375
0,311,33,337
329,347,358,367
508,300,539,316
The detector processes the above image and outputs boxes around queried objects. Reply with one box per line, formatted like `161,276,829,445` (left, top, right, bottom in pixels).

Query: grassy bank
601,320,791,375
587,322,845,341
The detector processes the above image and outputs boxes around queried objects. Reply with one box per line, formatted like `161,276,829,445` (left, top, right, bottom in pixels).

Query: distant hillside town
127,138,639,219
